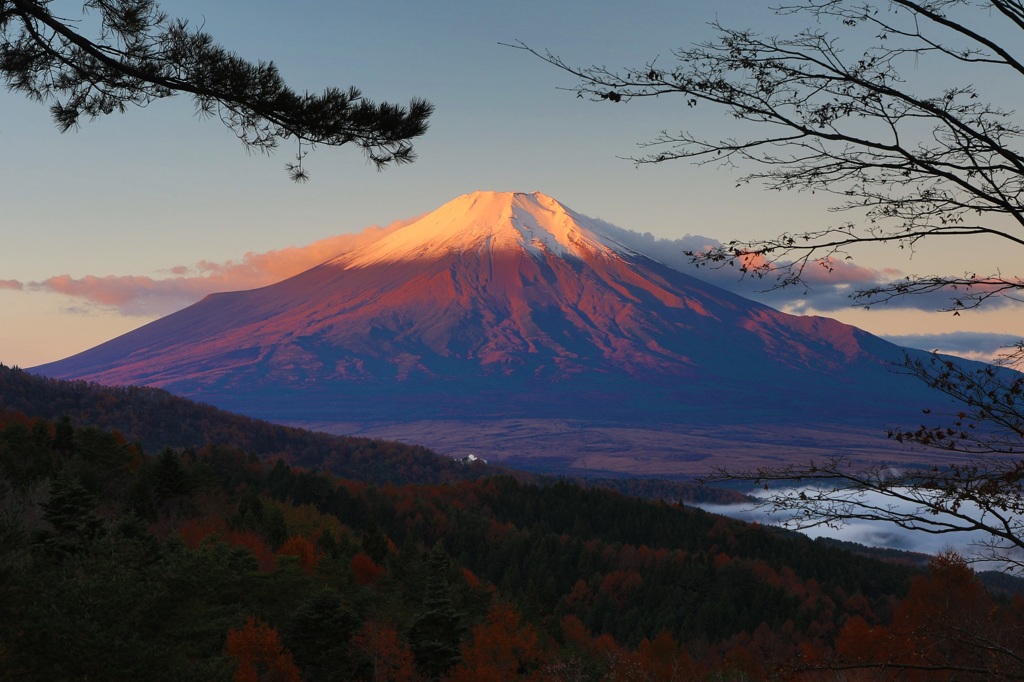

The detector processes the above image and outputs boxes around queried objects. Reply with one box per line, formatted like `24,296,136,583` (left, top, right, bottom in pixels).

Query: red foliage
224,616,302,682
447,602,545,682
0,411,31,429
563,579,593,612
350,551,384,585
351,619,418,682
461,566,482,590
598,570,643,607
628,631,700,681
277,535,317,574
177,518,276,571
833,551,1022,681
560,614,591,652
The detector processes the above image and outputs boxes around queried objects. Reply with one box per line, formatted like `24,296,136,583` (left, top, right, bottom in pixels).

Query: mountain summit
334,191,629,264
33,191,945,475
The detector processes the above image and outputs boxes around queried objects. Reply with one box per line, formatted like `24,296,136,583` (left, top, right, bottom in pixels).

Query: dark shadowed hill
0,364,481,486
1,364,748,503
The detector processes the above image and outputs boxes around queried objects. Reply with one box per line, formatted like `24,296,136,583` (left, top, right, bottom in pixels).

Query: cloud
881,331,1022,363
591,220,1022,315
32,274,215,316
20,209,1023,324
26,219,412,316
591,220,906,311
698,486,1024,569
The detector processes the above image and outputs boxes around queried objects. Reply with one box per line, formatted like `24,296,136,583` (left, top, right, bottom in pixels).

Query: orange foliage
833,551,1022,681
0,411,31,429
279,502,346,540
224,616,302,682
563,580,593,612
486,518,515,543
350,551,384,585
560,614,591,653
447,602,545,682
277,535,317,574
835,615,886,665
598,570,643,607
607,631,699,682
640,632,696,681
721,637,768,682
351,619,418,682
749,559,782,589
461,567,482,590
177,518,276,571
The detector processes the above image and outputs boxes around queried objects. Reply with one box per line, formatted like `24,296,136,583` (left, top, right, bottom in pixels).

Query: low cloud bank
14,211,1022,360
697,486,1024,570
18,221,408,316
592,218,1023,316
881,331,1022,363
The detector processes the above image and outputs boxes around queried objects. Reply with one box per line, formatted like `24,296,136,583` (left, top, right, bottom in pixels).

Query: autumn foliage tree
446,602,545,682
832,551,1024,680
277,535,317,574
351,619,419,682
349,551,384,586
225,616,303,682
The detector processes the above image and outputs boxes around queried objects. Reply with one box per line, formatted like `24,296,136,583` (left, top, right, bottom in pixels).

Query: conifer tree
53,415,73,454
283,589,358,682
153,447,191,500
39,467,104,555
409,543,464,680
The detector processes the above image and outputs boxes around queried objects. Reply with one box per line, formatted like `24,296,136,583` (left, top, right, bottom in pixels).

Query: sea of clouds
697,485,1024,572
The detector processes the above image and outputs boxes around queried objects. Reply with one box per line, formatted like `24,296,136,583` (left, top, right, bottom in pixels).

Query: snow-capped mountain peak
332,191,627,268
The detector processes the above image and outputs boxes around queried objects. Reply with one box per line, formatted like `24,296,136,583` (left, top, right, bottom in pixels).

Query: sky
1,0,1022,368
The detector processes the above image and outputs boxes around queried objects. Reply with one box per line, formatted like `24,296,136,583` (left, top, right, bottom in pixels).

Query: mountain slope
32,191,951,475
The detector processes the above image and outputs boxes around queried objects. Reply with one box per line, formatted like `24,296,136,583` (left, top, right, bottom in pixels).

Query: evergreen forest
2,365,1022,680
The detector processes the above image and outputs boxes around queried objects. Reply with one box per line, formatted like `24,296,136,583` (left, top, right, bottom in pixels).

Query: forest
2,365,1023,680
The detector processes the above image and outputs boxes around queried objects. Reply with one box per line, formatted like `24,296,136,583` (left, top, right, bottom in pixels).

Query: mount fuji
33,191,950,476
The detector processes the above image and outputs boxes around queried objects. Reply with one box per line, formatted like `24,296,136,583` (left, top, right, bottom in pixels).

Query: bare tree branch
510,0,1024,308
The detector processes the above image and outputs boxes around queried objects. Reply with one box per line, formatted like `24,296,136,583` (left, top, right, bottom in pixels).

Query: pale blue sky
1,1,1020,367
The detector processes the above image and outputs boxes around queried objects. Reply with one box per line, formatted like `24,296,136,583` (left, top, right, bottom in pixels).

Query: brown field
291,418,953,478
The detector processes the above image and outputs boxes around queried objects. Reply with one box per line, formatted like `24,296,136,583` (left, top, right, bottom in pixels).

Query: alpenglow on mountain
33,191,947,475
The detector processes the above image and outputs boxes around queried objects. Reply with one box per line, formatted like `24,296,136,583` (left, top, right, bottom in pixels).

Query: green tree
153,447,192,500
53,415,73,453
409,544,464,681
361,520,391,564
283,589,359,682
39,467,105,556
1,0,433,180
